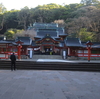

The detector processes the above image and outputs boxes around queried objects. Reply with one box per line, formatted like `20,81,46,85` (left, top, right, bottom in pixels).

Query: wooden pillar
68,47,70,56
16,40,23,60
86,41,93,62
17,45,22,59
88,47,91,62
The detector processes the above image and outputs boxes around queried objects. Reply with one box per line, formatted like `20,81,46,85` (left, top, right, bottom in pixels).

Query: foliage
0,3,7,14
0,3,7,31
17,7,31,30
78,28,95,41
80,0,100,5
0,3,100,41
4,29,24,39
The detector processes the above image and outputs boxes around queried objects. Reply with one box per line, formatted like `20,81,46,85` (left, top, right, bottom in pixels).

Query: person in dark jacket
10,53,16,71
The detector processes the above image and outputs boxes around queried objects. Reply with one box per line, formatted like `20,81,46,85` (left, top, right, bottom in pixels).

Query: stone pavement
0,70,100,99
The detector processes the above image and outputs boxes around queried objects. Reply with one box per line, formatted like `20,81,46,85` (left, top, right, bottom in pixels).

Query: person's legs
14,62,16,70
11,62,13,71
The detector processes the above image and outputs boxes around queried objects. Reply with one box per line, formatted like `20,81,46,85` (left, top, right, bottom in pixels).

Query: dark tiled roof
58,41,65,47
31,41,38,46
82,42,100,48
34,36,41,39
65,38,82,47
33,23,58,29
37,31,57,37
39,29,56,32
35,34,60,43
15,37,32,45
43,34,61,42
57,27,64,34
0,40,14,44
0,37,4,40
55,37,61,40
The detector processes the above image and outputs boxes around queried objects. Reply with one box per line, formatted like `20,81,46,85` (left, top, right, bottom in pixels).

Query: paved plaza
0,70,100,99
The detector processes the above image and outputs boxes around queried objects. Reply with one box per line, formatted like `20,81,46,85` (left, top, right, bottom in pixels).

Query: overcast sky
0,0,81,10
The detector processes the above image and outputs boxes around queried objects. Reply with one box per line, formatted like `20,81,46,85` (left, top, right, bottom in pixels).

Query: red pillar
16,40,23,60
17,45,22,60
88,47,91,62
86,41,93,62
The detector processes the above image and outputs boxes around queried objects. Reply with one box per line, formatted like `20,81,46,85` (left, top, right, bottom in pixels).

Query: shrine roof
15,37,32,45
31,41,38,46
81,42,100,48
59,34,67,36
33,23,58,29
37,31,57,37
34,36,41,39
58,41,65,47
65,38,83,47
0,37,4,40
0,40,14,44
35,34,60,44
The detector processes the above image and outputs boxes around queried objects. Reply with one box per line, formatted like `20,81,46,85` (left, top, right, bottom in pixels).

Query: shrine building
0,23,100,60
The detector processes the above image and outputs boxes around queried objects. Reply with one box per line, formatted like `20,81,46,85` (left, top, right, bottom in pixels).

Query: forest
0,0,100,42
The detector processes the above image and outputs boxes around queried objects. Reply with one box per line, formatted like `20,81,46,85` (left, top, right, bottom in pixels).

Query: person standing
10,53,16,71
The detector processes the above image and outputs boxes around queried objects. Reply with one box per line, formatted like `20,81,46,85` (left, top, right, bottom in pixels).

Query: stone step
32,55,62,59
0,60,100,71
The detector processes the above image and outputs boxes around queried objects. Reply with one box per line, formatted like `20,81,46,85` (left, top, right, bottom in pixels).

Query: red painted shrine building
0,23,100,59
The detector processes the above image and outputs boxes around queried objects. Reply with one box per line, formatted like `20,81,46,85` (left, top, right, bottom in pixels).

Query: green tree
80,0,100,5
78,28,95,41
4,29,15,39
0,3,6,14
4,10,19,29
17,7,31,30
0,3,7,31
4,29,24,39
33,3,63,22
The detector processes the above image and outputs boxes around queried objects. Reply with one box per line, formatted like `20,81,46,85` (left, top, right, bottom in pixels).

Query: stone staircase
32,55,62,59
0,60,100,71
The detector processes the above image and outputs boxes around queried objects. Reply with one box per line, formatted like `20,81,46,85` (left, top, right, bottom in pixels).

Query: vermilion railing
0,52,18,59
77,53,100,57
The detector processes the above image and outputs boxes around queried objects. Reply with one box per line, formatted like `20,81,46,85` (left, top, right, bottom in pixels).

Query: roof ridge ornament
46,34,50,36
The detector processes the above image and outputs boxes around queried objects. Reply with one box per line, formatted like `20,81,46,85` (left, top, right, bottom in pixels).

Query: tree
78,28,95,41
14,29,36,40
0,3,6,14
4,29,15,39
33,3,63,22
0,14,4,31
4,10,19,29
80,0,100,5
0,3,6,31
17,7,31,30
54,19,66,27
4,29,24,39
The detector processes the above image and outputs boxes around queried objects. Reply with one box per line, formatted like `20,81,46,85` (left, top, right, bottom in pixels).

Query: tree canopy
0,2,100,41
80,0,100,5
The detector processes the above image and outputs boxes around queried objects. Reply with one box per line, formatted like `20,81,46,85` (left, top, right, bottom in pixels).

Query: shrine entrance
44,46,53,55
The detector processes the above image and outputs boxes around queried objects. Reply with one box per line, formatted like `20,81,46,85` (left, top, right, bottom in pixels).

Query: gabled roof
37,31,57,37
0,40,14,44
31,41,39,47
0,37,4,41
58,41,65,47
35,34,59,44
15,37,32,45
82,42,100,48
65,38,83,47
33,23,58,29
34,36,41,39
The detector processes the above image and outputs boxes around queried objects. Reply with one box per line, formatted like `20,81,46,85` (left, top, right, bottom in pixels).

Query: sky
0,0,81,11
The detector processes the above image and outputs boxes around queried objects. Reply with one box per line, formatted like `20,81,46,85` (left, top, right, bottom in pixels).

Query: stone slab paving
0,70,100,99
